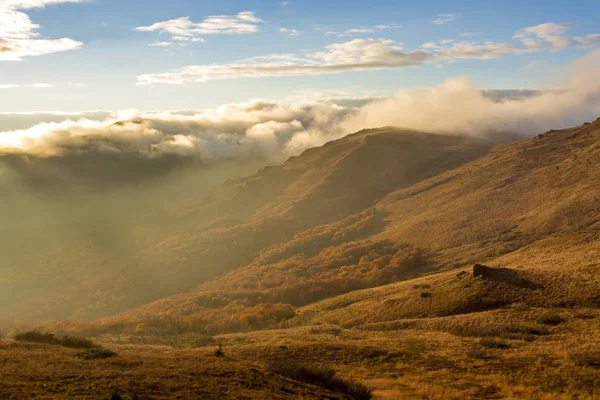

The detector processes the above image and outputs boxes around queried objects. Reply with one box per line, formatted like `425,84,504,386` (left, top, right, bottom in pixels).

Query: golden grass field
0,339,352,399
2,119,600,399
4,304,599,399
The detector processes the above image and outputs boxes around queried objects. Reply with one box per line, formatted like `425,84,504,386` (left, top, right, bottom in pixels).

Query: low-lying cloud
343,49,600,136
1,49,600,164
0,101,354,161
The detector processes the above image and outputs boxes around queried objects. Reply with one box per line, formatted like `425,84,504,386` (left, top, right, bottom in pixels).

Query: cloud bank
0,101,354,160
138,22,600,85
2,49,600,163
0,0,83,60
343,49,600,136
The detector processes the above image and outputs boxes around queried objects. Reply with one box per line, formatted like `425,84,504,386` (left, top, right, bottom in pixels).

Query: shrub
214,343,224,357
14,331,96,349
480,338,510,349
76,347,118,360
14,331,56,344
268,359,372,400
538,312,565,326
104,390,138,400
58,335,96,349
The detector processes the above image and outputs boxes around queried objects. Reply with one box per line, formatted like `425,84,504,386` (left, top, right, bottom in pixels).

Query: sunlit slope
288,230,600,328
374,118,600,263
286,119,600,327
120,129,490,317
179,127,492,225
0,128,490,321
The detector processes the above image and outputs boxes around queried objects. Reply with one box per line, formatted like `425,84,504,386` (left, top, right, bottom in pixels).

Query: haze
1,1,600,399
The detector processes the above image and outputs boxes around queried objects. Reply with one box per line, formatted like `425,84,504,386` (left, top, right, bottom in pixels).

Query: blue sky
1,0,600,112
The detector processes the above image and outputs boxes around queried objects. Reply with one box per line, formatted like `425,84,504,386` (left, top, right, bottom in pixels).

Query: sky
1,0,600,113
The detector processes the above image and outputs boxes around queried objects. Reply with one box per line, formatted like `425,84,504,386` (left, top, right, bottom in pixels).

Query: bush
58,335,96,349
268,360,372,400
14,331,56,344
14,331,96,349
76,347,118,360
538,312,565,326
104,390,139,400
480,338,510,349
214,343,224,357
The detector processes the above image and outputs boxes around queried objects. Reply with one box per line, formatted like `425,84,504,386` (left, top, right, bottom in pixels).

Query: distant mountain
0,127,491,321
6,117,599,328
278,117,600,328
89,118,600,337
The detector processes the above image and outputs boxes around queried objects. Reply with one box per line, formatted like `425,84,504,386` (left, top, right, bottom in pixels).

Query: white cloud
0,0,85,8
149,41,186,47
0,0,83,60
279,28,302,36
575,34,600,47
285,87,391,103
432,13,458,25
515,22,576,49
0,82,54,88
516,22,600,50
4,50,600,162
138,22,600,85
344,49,600,136
137,38,431,85
323,24,401,37
135,11,263,43
0,100,355,159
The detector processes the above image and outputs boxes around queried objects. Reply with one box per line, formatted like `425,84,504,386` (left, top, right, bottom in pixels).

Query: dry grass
268,359,372,400
288,230,600,329
210,307,600,399
0,340,347,399
2,122,600,399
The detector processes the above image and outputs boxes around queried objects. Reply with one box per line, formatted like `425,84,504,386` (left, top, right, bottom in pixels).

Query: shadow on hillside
473,264,544,290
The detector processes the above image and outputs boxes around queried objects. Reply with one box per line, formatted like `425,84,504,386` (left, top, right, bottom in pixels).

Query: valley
2,119,600,399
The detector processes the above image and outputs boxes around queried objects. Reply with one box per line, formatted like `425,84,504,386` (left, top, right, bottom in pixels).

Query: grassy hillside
283,118,600,328
375,118,600,263
289,230,600,328
0,339,357,400
0,128,490,321
26,119,600,340
4,120,600,399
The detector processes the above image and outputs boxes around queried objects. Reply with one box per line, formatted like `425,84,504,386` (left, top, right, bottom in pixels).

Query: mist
1,49,599,323
2,51,600,169
343,50,600,136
